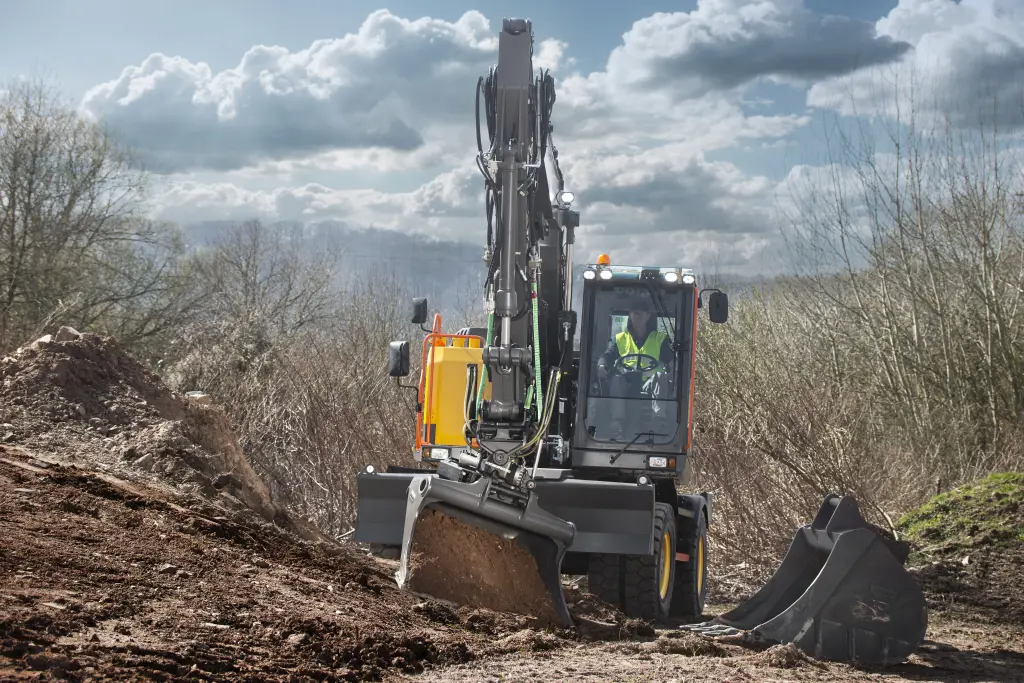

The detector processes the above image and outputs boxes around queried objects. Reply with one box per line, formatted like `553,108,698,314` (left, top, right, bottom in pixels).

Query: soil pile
0,448,658,680
404,509,566,626
0,329,319,541
898,472,1024,624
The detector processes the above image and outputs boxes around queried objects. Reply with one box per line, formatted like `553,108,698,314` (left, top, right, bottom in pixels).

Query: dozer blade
680,494,927,665
395,473,577,628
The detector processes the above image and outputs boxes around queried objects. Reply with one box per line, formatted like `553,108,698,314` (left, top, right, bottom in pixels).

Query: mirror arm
698,286,722,301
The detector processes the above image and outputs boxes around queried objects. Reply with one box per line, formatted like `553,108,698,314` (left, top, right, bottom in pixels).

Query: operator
596,297,672,383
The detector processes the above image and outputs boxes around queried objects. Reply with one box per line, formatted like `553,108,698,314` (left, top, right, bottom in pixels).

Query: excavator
353,17,928,665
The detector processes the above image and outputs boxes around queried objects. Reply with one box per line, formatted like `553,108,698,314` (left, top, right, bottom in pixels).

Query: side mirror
388,340,410,377
709,291,729,324
411,297,428,325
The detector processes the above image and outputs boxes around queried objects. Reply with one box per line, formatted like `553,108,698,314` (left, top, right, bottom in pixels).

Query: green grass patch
896,472,1024,555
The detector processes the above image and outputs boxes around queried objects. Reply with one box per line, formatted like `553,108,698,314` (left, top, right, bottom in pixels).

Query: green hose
530,277,543,420
475,308,494,418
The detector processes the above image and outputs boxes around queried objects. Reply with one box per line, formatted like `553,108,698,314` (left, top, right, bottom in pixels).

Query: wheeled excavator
354,17,928,665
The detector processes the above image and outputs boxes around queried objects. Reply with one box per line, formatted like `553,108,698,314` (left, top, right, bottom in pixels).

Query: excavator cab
568,261,724,473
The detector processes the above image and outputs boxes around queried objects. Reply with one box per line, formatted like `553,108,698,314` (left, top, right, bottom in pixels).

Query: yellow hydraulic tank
422,345,491,447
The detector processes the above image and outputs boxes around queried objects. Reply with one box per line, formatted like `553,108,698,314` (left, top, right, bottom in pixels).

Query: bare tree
0,78,196,353
686,77,1024,583
777,73,1024,473
161,219,342,375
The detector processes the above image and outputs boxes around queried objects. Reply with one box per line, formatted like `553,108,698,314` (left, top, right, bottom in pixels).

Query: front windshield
583,284,681,445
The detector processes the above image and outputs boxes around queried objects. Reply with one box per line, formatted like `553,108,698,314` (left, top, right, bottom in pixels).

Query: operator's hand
597,364,609,380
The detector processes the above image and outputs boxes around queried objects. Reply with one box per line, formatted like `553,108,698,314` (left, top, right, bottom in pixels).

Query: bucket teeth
680,622,744,637
397,473,576,628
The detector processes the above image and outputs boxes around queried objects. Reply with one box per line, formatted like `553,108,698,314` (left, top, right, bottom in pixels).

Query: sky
2,0,1023,276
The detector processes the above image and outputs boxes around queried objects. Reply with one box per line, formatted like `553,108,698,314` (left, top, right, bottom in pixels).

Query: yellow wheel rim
696,534,705,595
659,531,672,600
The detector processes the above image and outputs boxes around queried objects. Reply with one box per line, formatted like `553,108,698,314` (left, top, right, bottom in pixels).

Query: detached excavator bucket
681,494,927,665
395,473,577,628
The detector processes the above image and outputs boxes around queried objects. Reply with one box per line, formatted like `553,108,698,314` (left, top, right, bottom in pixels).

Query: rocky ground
1,331,1022,681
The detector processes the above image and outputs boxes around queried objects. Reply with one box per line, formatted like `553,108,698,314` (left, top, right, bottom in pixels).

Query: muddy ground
2,332,1023,681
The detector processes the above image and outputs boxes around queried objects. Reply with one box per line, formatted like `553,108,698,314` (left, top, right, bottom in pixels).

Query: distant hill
178,219,771,325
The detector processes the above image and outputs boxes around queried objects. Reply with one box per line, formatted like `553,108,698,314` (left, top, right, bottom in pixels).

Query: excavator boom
366,17,582,627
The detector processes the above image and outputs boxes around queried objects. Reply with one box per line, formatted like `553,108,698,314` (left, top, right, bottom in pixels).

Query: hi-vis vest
615,329,668,379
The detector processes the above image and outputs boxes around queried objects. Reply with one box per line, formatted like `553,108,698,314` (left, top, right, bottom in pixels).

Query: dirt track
2,332,1023,681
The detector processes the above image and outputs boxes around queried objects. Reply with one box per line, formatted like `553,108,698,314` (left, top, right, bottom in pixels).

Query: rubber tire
622,502,676,622
586,553,621,607
670,509,708,621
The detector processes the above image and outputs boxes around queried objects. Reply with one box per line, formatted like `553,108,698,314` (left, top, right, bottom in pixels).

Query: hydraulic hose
530,275,543,419
475,308,494,418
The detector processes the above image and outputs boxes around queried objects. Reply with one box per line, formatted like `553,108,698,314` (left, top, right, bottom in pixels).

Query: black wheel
622,502,676,622
670,509,708,621
586,553,621,607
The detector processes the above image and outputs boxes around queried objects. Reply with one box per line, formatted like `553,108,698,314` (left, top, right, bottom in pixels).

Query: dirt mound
750,643,828,670
898,472,1024,624
0,446,659,681
0,329,320,541
403,509,566,626
399,509,657,642
633,631,729,657
0,449,477,680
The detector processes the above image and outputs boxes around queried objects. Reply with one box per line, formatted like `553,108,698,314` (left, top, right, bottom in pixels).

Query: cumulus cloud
148,161,485,241
82,4,864,177
605,0,911,99
87,2,1011,275
549,0,905,151
148,145,790,271
81,10,500,174
564,148,775,236
552,0,908,120
808,0,1024,128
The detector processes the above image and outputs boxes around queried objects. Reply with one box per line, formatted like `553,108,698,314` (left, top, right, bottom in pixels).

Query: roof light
583,269,596,280
599,269,613,280
682,274,696,285
664,271,679,283
597,254,611,265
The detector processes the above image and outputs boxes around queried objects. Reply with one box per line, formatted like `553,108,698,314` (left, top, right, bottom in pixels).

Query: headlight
648,456,668,468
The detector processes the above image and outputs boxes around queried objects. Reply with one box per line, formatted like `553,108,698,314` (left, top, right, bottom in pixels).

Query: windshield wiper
609,431,667,463
645,283,676,344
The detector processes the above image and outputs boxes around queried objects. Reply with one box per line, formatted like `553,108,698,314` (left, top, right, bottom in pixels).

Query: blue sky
2,0,1022,274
